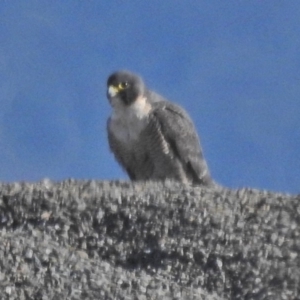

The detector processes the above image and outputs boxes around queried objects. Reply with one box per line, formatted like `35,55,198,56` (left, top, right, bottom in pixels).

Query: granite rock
0,180,299,299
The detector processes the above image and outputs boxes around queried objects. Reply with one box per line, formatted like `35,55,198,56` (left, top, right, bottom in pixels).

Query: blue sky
0,1,299,194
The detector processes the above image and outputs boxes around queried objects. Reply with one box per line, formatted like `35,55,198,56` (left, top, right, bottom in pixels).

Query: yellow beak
108,85,119,97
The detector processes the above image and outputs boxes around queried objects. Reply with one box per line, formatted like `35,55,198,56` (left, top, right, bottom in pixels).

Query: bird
106,70,214,186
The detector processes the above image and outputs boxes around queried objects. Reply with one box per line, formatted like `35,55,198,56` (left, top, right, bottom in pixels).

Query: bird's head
107,70,146,107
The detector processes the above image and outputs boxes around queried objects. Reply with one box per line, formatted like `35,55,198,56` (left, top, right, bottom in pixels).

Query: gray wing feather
150,101,213,185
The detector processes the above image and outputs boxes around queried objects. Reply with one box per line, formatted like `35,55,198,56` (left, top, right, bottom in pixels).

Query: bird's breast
109,111,148,144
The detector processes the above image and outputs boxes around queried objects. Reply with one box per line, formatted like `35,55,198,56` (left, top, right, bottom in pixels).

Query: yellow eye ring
118,82,129,90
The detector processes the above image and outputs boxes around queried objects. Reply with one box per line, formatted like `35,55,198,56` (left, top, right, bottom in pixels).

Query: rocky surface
0,179,299,299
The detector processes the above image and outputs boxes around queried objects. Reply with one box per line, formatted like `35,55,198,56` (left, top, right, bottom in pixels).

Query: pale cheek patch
130,96,152,119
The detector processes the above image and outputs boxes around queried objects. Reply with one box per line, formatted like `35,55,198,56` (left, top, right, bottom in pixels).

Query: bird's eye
118,82,129,90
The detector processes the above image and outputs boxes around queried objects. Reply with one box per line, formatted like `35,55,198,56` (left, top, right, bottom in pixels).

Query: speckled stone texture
0,180,299,299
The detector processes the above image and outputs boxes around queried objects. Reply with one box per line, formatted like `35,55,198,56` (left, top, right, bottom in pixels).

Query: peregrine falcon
106,70,214,186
